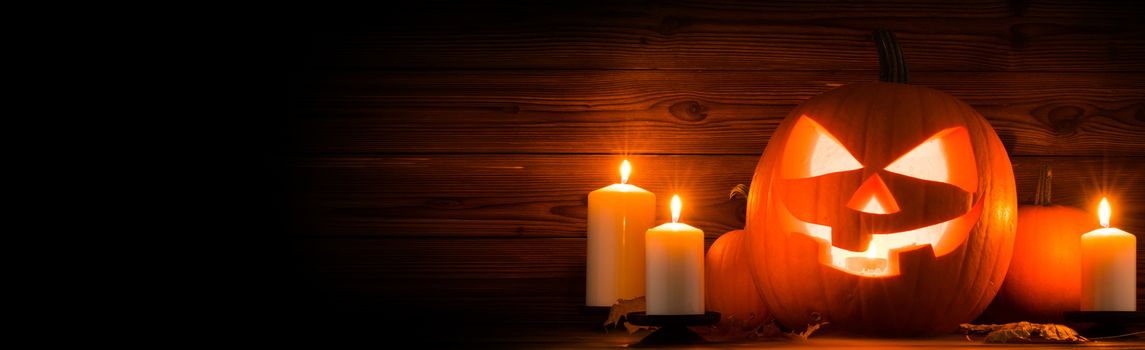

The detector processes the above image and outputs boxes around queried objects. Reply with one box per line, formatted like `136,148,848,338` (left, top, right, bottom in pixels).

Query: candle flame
866,241,877,258
620,160,631,185
1098,197,1111,228
671,194,681,223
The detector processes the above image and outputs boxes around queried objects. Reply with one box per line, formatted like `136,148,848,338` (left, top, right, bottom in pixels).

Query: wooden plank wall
281,1,1145,324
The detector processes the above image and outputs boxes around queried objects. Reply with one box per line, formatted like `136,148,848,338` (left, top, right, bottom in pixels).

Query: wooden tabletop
396,324,1145,349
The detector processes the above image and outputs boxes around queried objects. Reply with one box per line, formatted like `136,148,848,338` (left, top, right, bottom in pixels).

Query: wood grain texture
280,1,1145,323
297,0,1145,71
290,154,753,239
290,155,1145,239
292,71,1145,156
290,237,593,322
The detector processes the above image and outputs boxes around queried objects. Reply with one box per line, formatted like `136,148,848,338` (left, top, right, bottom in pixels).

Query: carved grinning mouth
780,196,984,276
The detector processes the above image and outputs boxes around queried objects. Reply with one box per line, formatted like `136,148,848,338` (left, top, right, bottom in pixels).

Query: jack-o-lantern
744,30,1017,336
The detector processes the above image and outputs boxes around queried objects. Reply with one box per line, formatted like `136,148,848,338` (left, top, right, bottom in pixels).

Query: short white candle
586,160,656,307
645,195,705,315
1080,197,1137,311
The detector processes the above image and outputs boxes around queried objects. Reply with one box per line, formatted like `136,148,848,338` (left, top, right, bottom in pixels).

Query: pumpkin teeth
784,196,984,276
799,219,950,275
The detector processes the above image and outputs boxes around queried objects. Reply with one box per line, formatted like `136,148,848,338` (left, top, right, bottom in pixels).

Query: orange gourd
980,165,1099,323
706,229,768,330
744,30,1017,336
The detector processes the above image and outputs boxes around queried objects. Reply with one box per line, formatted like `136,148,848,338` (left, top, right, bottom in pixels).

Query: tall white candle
646,195,705,315
1080,197,1137,311
586,160,656,307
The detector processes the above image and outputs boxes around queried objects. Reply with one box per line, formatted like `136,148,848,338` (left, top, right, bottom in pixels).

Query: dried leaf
749,320,785,339
729,184,750,200
789,321,828,340
960,322,1003,333
984,328,1032,343
960,322,1087,343
603,296,645,329
1038,323,1087,342
747,319,828,341
729,314,762,333
622,321,655,334
695,314,770,340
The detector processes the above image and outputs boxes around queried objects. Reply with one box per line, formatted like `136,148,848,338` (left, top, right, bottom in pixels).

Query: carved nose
847,174,900,214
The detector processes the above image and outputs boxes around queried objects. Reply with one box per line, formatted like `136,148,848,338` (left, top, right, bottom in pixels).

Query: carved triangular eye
781,116,863,179
807,127,863,177
885,127,977,192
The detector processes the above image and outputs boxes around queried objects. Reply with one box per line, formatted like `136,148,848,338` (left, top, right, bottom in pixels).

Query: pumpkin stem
729,184,749,201
874,29,909,83
1034,164,1053,206
730,184,749,222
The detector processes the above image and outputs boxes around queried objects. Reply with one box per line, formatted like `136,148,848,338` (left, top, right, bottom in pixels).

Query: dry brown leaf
622,321,655,334
984,328,1032,343
1038,323,1087,342
960,322,1087,343
789,321,828,340
729,184,749,200
603,296,646,329
695,314,768,340
747,320,827,341
748,320,785,339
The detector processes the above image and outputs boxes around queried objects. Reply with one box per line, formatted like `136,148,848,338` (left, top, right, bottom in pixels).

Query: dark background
231,0,1145,336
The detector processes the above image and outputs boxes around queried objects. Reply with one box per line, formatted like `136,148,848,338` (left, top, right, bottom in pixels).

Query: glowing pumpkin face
775,115,981,276
745,82,1017,336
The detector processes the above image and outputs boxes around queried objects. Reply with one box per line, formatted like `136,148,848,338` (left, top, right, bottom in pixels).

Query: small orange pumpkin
706,229,768,330
981,165,1098,323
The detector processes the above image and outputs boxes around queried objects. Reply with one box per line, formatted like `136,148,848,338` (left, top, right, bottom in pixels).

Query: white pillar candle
646,195,705,315
1080,197,1137,311
586,160,656,307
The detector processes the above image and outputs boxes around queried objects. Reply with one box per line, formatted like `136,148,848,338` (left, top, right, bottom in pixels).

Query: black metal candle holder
625,311,720,347
1063,311,1145,338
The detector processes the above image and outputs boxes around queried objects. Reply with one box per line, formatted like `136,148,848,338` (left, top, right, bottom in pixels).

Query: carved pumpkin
744,30,1017,336
706,229,768,330
980,166,1098,323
